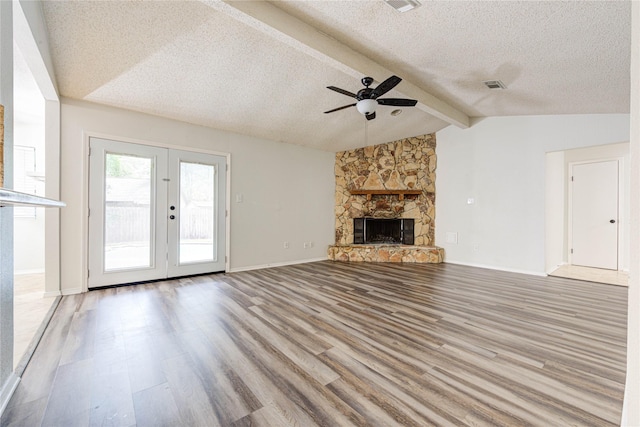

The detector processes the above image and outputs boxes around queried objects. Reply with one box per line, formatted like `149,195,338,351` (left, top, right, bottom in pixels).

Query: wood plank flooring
1,261,627,426
13,273,58,370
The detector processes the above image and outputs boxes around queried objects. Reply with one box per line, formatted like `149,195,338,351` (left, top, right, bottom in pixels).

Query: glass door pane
179,161,215,264
104,153,153,270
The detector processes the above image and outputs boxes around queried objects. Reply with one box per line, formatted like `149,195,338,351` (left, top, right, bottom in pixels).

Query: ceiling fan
324,75,418,120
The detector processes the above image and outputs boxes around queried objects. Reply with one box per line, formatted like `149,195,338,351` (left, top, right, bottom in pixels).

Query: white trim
13,268,45,275
228,257,328,273
0,373,20,417
546,261,568,276
81,131,90,293
61,286,83,296
13,1,58,100
43,290,61,298
82,130,231,158
618,157,627,271
443,260,547,277
225,156,231,273
44,100,61,297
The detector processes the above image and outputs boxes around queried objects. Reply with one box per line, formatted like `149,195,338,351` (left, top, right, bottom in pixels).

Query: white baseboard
61,287,83,295
43,290,62,298
444,260,547,277
0,373,20,418
546,262,568,275
228,257,327,273
13,268,45,275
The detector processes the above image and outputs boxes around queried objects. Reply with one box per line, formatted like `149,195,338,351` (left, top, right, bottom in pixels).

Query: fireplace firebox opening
353,217,414,245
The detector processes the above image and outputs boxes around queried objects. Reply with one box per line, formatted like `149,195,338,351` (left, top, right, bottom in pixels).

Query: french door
88,138,226,288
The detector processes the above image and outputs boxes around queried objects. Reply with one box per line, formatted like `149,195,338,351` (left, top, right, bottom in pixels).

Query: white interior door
88,138,226,288
571,160,619,270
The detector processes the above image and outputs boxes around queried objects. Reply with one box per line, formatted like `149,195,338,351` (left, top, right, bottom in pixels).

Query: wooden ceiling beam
203,0,470,129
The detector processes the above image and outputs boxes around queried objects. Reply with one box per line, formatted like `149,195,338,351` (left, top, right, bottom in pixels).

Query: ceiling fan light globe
356,99,377,115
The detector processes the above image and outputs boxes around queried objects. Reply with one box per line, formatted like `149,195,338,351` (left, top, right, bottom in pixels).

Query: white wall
544,150,565,273
14,0,62,296
59,99,335,294
436,114,629,275
0,0,17,414
622,2,639,424
13,45,46,274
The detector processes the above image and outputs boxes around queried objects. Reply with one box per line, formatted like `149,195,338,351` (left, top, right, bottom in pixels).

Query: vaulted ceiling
41,1,631,152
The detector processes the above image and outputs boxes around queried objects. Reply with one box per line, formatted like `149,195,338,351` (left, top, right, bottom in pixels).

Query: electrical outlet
303,242,309,249
309,241,314,248
283,241,289,249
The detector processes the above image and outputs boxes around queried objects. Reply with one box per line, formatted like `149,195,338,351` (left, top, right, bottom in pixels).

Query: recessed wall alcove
328,134,444,263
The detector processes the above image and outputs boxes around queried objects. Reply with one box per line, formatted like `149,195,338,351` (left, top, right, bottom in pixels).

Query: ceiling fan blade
377,98,418,107
365,112,376,121
327,86,358,98
324,103,357,114
371,75,401,98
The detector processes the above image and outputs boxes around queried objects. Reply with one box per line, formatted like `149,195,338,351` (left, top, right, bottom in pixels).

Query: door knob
170,215,175,220
610,219,616,223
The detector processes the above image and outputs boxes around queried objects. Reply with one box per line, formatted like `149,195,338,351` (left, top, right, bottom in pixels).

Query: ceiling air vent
483,80,506,90
384,0,422,13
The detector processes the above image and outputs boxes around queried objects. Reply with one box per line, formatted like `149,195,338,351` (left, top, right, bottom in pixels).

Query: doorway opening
12,44,58,369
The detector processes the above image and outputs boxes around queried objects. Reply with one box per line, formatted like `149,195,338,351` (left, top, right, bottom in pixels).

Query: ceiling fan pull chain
364,119,369,146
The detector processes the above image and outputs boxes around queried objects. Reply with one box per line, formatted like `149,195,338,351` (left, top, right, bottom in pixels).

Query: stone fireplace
328,134,444,263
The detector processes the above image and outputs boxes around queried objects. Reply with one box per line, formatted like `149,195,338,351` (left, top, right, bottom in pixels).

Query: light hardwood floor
1,261,627,426
13,273,58,370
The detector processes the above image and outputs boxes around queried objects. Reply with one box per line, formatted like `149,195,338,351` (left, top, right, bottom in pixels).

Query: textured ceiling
42,1,631,152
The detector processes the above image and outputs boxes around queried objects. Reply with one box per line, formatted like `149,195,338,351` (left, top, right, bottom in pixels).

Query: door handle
610,219,616,223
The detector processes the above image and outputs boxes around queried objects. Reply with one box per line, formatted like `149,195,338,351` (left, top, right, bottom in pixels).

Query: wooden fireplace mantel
349,189,423,201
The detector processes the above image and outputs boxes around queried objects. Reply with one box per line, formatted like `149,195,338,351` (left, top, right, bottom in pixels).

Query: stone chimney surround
329,134,444,263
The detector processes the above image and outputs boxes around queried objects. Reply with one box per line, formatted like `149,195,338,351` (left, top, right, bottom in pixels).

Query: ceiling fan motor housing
361,77,374,87
356,88,374,100
357,99,378,115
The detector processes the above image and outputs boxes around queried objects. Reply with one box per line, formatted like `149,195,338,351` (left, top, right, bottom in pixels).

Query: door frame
80,131,231,293
567,157,625,271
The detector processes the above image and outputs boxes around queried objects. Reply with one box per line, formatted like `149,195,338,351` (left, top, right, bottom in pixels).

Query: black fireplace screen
353,217,414,245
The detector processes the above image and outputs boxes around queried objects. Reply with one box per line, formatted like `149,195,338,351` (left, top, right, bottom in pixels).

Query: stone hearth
328,244,444,263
